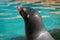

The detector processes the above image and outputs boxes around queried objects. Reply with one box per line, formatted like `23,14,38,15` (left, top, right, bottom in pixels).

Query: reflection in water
11,36,26,40
50,28,60,40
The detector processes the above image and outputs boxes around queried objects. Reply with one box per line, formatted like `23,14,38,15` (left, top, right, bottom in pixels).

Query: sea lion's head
18,6,39,20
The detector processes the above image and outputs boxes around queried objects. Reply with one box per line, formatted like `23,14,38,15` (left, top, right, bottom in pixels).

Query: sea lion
18,6,55,40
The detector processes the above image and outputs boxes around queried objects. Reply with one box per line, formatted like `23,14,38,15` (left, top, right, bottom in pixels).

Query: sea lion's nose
18,6,27,12
18,6,23,11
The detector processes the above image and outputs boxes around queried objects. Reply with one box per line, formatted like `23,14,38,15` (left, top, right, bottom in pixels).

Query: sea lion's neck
24,14,47,40
24,13,46,30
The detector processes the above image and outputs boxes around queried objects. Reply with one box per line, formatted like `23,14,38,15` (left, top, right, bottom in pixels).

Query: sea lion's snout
18,6,27,12
18,6,35,19
18,6,28,19
18,6,37,15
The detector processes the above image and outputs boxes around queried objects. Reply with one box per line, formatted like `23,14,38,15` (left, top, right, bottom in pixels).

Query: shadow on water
49,28,60,40
11,36,26,40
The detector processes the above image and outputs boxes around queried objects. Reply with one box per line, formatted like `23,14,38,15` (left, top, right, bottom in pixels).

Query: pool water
0,0,60,40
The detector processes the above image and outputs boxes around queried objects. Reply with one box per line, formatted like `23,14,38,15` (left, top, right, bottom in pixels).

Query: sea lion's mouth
18,6,28,19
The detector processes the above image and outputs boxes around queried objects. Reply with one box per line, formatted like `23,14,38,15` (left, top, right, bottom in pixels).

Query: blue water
0,0,60,40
